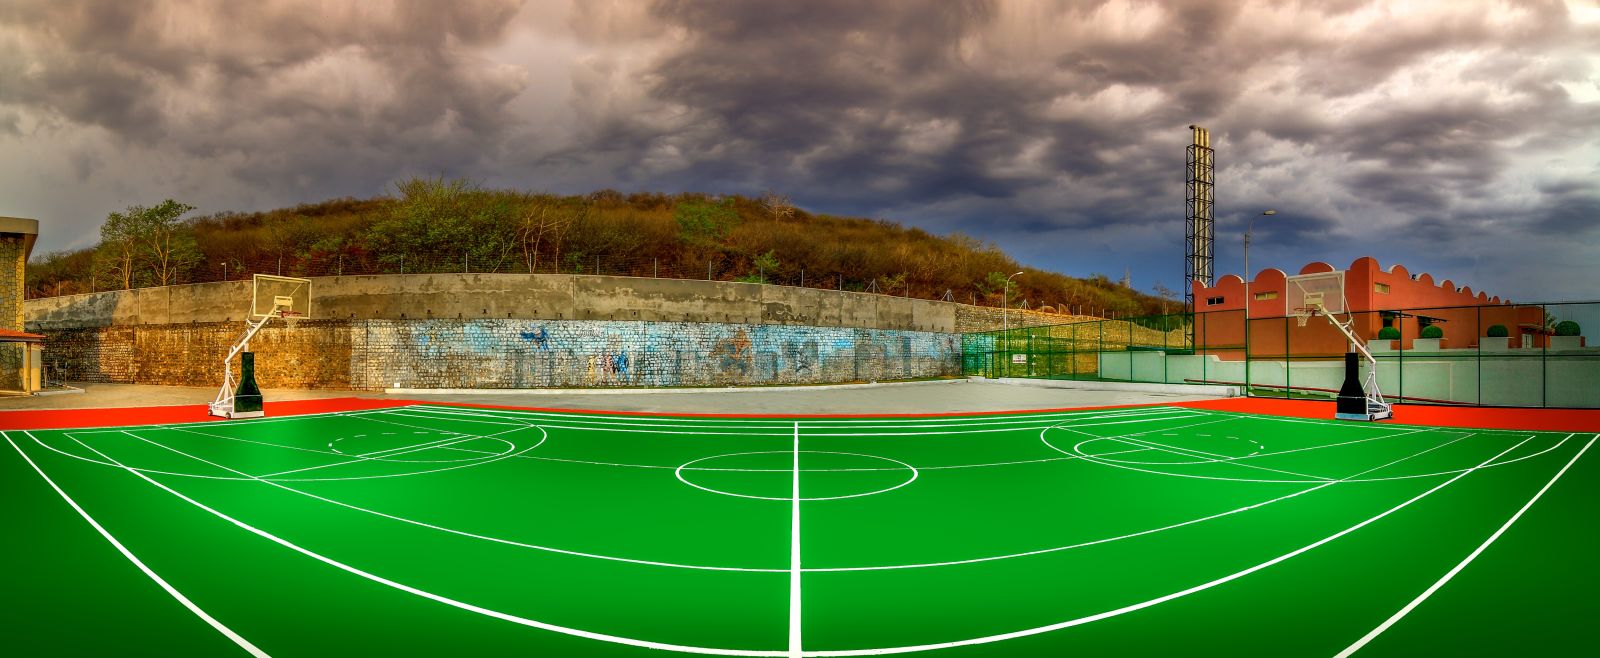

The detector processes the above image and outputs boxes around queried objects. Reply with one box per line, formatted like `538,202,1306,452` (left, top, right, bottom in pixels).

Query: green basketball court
4,403,1596,656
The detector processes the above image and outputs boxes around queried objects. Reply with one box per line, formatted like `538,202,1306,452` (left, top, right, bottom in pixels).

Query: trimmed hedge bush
1420,325,1444,339
1486,324,1509,337
1555,320,1581,337
1377,326,1401,340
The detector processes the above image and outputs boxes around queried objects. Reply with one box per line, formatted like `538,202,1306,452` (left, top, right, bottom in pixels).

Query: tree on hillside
96,206,144,290
674,198,739,246
93,200,199,289
517,196,576,273
760,190,796,221
367,176,522,273
1150,281,1180,316
140,199,200,286
975,271,1022,307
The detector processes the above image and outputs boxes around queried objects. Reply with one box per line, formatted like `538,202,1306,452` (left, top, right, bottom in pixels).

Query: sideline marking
19,419,1569,656
116,427,776,573
50,427,1535,656
1,432,271,658
1333,433,1596,658
789,422,803,658
813,431,1477,573
397,403,1193,428
254,433,483,478
55,431,788,657
1047,427,1568,484
803,436,1538,656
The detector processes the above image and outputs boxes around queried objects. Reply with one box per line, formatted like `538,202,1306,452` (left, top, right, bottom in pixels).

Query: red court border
5,395,1595,433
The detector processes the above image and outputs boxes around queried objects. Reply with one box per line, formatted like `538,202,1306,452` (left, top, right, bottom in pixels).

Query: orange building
1191,257,1553,355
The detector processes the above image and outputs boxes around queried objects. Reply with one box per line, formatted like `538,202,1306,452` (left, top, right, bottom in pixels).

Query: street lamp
1245,210,1276,393
1003,270,1024,334
1002,271,1024,358
1246,210,1276,324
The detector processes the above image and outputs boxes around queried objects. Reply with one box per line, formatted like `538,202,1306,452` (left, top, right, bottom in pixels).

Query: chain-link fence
964,300,1600,408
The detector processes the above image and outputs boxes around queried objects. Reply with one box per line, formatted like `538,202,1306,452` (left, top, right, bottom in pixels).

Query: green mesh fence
961,301,1600,408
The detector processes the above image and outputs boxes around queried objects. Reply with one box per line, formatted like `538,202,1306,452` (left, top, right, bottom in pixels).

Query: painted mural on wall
352,319,960,389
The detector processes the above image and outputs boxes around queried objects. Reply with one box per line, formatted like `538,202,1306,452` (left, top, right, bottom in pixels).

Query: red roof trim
0,329,44,342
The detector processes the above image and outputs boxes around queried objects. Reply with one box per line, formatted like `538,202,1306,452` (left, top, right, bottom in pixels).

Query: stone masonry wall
0,235,24,389
43,321,351,389
40,319,959,390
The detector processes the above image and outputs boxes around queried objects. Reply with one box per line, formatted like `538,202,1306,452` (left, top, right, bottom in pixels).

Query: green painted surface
2,405,1594,656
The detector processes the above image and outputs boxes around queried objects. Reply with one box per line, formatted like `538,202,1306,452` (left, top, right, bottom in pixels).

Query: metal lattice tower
1184,125,1215,313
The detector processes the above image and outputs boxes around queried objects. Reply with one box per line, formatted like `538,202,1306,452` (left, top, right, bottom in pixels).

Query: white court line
1334,432,1596,658
399,403,1192,427
1190,408,1568,435
20,422,1575,656
158,424,342,456
30,426,544,484
802,436,1539,656
39,428,1543,656
252,423,523,479
789,422,804,658
1,431,271,658
53,431,787,658
436,444,1151,472
1051,429,1571,485
389,405,1202,432
808,431,1477,573
379,408,1209,437
1101,434,1336,482
1045,415,1338,482
116,428,773,573
30,406,407,434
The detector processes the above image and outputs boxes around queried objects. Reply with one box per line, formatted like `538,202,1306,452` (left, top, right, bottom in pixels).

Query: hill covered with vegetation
26,178,1177,318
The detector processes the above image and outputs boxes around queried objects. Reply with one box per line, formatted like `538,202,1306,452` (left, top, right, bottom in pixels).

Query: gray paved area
0,379,1217,416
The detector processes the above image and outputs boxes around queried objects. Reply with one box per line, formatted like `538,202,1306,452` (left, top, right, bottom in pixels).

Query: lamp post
1246,210,1275,324
1246,210,1276,393
1003,271,1024,358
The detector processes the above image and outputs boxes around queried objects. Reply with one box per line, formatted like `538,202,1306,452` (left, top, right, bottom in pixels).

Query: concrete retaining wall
24,273,1101,335
24,274,973,332
43,318,959,390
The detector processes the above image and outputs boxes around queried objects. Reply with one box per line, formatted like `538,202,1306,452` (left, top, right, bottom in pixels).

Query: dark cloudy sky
3,0,1597,299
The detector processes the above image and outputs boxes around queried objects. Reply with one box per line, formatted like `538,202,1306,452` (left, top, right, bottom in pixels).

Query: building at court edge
1190,256,1583,354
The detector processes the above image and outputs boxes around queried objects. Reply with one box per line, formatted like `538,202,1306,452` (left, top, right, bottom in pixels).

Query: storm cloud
3,0,1597,298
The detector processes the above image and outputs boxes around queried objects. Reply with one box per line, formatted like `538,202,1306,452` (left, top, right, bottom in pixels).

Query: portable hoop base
1335,351,1393,422
208,352,264,419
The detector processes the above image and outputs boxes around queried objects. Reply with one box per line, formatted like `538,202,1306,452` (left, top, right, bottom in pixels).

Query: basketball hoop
210,274,313,420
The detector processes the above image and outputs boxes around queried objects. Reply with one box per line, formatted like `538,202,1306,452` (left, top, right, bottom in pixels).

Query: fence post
337,254,343,277
1397,311,1405,404
1284,315,1291,399
277,255,283,276
653,258,658,278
